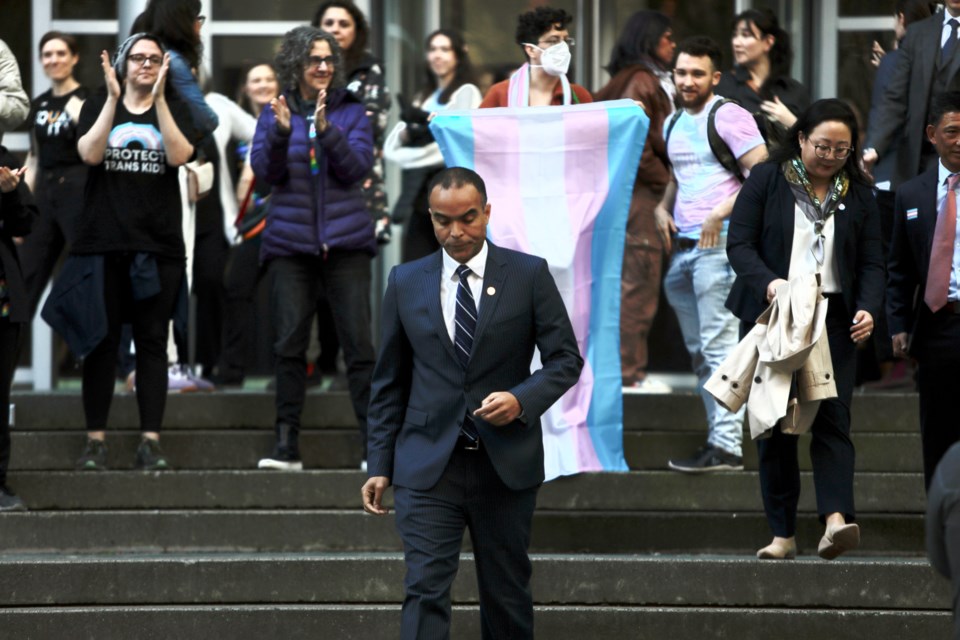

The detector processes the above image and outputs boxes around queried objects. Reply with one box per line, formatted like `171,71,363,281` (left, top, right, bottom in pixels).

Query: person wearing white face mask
480,7,592,108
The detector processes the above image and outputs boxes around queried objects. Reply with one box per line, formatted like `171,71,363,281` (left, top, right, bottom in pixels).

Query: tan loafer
757,541,797,560
818,523,860,560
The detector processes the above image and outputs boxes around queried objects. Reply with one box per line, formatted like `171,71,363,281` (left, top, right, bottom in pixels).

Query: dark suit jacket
866,13,960,189
367,242,583,492
887,165,942,343
726,162,885,325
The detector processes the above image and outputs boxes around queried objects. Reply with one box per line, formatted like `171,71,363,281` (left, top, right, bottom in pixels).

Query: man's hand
698,211,723,249
362,476,391,515
892,332,910,359
655,205,677,253
474,391,522,426
850,310,874,344
766,278,788,304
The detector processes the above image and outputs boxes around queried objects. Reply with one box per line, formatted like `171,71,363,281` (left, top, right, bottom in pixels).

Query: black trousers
268,252,374,456
394,445,538,640
0,319,20,487
914,306,960,490
192,228,229,374
18,165,86,317
82,254,184,432
217,237,263,380
755,295,857,538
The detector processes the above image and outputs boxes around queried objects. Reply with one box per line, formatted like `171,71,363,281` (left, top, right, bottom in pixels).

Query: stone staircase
0,391,952,638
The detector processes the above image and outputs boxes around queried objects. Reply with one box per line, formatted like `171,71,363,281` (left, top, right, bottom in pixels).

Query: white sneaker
257,457,304,471
623,378,673,394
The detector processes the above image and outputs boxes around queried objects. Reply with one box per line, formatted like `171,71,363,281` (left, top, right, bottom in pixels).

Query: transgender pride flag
430,99,648,480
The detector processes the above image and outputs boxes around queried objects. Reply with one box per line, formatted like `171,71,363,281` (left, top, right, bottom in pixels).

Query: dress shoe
818,523,860,560
756,540,797,560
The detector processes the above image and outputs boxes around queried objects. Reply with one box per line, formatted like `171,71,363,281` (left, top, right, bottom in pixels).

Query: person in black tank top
19,31,89,317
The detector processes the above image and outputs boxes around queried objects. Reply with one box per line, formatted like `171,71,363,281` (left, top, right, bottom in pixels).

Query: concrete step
10,391,919,433
626,431,923,472
0,553,949,609
623,391,918,433
7,429,923,472
0,604,950,640
0,510,926,555
4,470,926,513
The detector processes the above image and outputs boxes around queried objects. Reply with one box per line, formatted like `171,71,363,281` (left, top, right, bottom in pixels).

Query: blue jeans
663,244,744,457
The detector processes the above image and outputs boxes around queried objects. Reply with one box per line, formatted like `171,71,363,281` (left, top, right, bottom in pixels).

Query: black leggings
82,254,184,432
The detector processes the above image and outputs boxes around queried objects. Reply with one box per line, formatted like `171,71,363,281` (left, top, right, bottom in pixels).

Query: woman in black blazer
726,99,885,560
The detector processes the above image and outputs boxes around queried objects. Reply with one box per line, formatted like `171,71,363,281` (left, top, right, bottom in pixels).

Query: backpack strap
707,98,745,183
665,99,747,183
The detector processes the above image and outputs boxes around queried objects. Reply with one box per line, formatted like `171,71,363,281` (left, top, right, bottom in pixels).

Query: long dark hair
132,0,202,69
769,99,871,185
311,1,369,75
605,10,672,77
732,9,792,85
235,60,277,116
896,0,936,26
420,29,477,106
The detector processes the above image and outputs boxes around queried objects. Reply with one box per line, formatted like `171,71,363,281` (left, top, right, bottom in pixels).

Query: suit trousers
914,306,960,490
394,444,538,640
756,295,857,538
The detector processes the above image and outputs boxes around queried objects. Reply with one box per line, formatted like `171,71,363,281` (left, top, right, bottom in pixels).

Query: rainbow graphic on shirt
104,122,167,174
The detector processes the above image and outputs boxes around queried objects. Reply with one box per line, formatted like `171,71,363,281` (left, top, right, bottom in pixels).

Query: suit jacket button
754,376,762,383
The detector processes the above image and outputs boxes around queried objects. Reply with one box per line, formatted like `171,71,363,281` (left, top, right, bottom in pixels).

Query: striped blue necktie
454,265,480,444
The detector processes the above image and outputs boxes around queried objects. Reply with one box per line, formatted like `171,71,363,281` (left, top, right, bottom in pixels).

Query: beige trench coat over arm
704,273,838,440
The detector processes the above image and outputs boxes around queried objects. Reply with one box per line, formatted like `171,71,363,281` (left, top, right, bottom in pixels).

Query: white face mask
526,40,571,77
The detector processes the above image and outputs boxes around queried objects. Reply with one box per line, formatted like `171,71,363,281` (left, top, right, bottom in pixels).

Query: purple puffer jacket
252,88,375,261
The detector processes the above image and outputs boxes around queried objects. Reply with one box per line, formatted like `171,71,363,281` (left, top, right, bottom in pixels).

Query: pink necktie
925,173,960,312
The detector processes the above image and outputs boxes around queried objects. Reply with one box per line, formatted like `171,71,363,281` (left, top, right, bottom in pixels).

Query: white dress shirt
935,161,960,301
942,9,960,49
440,241,488,343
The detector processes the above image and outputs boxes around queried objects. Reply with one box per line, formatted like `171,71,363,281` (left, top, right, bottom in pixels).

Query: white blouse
787,202,841,294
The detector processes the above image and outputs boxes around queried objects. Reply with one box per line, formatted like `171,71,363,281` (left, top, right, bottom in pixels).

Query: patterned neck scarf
782,158,849,267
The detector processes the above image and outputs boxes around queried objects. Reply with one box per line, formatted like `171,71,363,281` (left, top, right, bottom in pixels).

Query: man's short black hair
676,36,723,73
929,91,960,127
515,7,572,48
428,167,488,207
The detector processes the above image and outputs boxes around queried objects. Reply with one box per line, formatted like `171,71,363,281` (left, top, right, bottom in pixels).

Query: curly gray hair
275,26,345,93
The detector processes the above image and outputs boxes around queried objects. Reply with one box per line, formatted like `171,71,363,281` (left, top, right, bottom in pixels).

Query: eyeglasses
305,55,337,69
537,37,575,48
128,54,163,67
196,15,206,25
812,143,852,160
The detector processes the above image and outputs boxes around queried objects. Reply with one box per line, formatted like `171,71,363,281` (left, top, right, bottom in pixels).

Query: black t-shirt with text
30,86,89,170
72,92,196,259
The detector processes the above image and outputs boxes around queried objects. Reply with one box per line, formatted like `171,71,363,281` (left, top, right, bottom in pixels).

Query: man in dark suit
888,91,960,490
362,167,583,639
865,1,960,190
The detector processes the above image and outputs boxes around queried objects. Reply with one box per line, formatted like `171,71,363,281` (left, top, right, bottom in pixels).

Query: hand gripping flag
430,99,648,480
